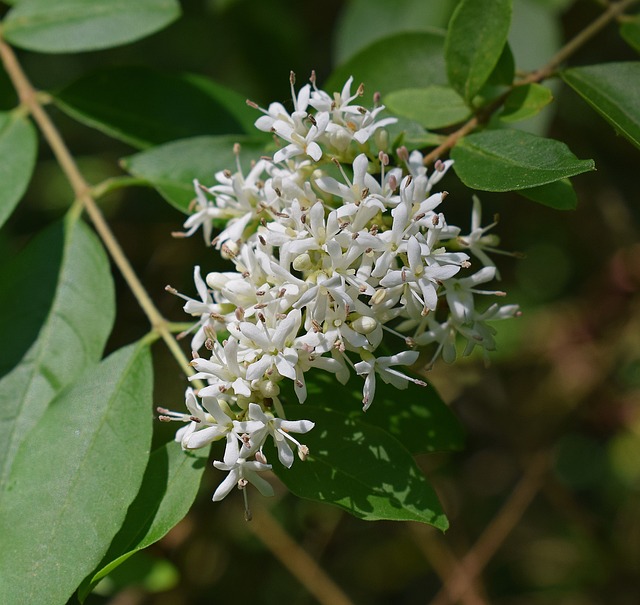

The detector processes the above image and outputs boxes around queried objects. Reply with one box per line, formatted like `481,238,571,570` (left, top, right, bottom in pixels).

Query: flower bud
292,253,313,272
351,315,378,335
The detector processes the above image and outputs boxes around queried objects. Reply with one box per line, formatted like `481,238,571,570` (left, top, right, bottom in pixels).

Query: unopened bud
351,315,378,335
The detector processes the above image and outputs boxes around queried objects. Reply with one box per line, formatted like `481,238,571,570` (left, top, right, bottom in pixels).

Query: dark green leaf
53,67,254,149
289,370,464,455
0,112,38,229
620,17,640,53
121,135,267,212
268,406,448,527
0,217,115,490
385,86,471,129
518,178,577,210
333,0,455,65
0,344,153,605
500,83,553,123
3,0,181,53
325,32,447,98
78,442,208,601
487,43,515,87
445,0,512,102
451,129,595,191
561,62,640,151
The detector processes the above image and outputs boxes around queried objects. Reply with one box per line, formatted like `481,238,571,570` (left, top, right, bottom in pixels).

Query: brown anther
246,99,259,109
205,338,214,350
254,303,267,309
295,380,304,388
356,83,365,96
235,307,245,321
223,169,232,178
233,142,241,155
308,114,317,126
357,106,367,115
434,159,444,172
164,285,178,294
290,70,296,85
414,212,426,222
274,187,282,197
258,312,266,323
156,406,170,414
352,232,359,240
258,235,267,246
190,416,201,423
158,415,172,422
405,337,416,348
432,215,440,226
309,70,317,85
361,187,369,199
171,231,186,238
396,146,409,162
373,91,381,105
256,290,265,296
379,151,389,165
401,268,407,282
301,213,307,224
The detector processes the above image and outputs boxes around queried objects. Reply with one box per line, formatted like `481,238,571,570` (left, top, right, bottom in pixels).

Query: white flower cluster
161,72,519,509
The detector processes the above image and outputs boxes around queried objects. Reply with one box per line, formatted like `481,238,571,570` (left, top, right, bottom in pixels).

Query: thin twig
427,452,551,605
248,505,357,605
422,0,640,166
0,38,194,379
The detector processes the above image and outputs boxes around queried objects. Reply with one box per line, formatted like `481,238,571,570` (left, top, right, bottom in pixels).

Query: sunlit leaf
445,0,512,102
385,86,471,129
0,344,153,605
293,370,464,455
3,0,181,53
451,129,595,191
78,442,208,602
268,406,449,527
325,32,447,97
53,67,254,149
561,62,640,151
0,112,38,229
121,135,267,212
0,218,115,490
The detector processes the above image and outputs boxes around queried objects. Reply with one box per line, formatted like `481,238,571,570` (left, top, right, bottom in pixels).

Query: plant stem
423,0,640,166
0,39,194,380
91,176,152,200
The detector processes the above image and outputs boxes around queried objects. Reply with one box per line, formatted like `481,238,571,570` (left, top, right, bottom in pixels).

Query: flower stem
0,38,194,380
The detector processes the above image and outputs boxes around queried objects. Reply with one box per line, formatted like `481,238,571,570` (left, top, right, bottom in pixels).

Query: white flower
235,403,314,468
212,436,274,501
354,351,425,410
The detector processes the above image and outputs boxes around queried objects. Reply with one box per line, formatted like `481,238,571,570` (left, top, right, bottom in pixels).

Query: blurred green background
2,0,640,603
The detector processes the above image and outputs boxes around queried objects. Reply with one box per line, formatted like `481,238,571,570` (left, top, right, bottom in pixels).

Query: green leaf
3,0,181,53
451,129,595,191
620,17,640,53
385,86,471,129
0,217,115,490
500,83,553,123
487,42,515,87
333,0,456,65
268,406,448,528
325,32,447,97
291,370,464,455
0,344,153,605
78,442,208,602
53,67,254,149
561,62,640,151
121,135,267,212
518,178,577,210
445,0,513,102
0,112,38,229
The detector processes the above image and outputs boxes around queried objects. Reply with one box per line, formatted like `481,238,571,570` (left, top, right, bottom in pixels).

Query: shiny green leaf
385,86,471,129
325,32,447,97
620,17,640,53
0,218,115,490
562,62,640,151
78,442,208,602
0,112,38,229
3,0,181,53
445,0,512,102
451,129,595,191
0,344,153,605
268,406,449,527
121,135,267,212
500,83,553,123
